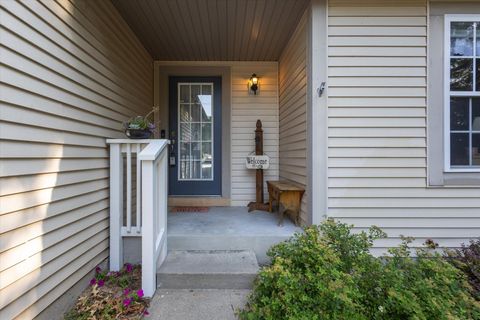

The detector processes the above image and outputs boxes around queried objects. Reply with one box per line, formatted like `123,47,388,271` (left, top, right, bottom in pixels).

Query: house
1,0,479,319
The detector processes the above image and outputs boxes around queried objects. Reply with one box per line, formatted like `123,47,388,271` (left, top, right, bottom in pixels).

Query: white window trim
443,14,480,172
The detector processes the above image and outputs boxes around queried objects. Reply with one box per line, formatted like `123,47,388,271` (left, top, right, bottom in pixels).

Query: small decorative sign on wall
246,155,270,170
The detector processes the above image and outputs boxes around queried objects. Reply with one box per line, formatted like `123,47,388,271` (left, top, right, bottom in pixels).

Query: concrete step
157,250,259,289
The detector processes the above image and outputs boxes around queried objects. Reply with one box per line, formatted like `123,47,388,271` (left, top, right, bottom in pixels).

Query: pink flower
124,263,133,273
89,278,96,286
137,289,144,298
95,266,101,274
97,280,105,287
143,309,150,315
123,298,132,307
123,288,130,296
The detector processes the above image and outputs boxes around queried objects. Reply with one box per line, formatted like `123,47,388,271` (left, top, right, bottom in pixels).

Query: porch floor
168,206,300,236
167,206,302,264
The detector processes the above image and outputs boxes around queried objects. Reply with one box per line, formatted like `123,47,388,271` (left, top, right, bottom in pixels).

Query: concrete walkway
146,289,250,320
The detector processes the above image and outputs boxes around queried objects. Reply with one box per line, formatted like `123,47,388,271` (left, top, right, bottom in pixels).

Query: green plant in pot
123,108,157,139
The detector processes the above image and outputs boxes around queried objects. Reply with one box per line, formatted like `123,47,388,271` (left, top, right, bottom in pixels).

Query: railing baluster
136,144,141,233
126,144,132,233
109,143,123,271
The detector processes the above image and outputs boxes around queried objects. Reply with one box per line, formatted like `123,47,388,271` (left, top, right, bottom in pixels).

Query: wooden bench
267,180,305,226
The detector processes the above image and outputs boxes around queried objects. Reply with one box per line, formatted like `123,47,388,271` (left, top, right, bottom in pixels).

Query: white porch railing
106,139,169,297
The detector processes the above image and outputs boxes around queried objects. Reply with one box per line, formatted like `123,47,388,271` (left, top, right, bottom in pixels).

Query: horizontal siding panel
0,169,108,196
1,190,109,233
1,230,109,306
329,198,480,208
329,188,480,198
329,77,426,87
329,157,426,168
328,97,426,107
0,199,109,253
329,207,480,218
329,57,426,67
328,26,426,36
328,147,426,158
0,179,108,215
0,0,152,318
328,168,426,178
329,177,427,188
328,107,426,117
328,117,425,127
329,16,427,26
328,7,427,16
329,36,427,46
0,141,107,159
329,67,426,77
0,158,109,177
0,210,109,272
329,137,426,148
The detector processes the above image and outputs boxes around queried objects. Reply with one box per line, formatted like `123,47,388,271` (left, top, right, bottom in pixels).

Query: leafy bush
447,239,480,300
239,220,480,320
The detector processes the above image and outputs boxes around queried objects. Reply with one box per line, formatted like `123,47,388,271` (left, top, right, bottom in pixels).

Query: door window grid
177,83,214,181
445,16,480,171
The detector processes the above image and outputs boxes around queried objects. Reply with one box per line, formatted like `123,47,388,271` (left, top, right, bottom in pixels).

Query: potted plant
123,108,157,139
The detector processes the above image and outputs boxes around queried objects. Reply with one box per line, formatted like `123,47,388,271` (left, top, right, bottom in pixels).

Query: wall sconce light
248,73,259,95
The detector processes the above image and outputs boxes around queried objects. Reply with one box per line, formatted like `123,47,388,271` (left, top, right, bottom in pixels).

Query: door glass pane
201,162,212,179
180,142,191,162
202,123,212,141
180,85,190,103
191,123,201,141
451,133,469,166
179,122,191,141
178,82,214,180
476,22,480,56
201,142,212,161
180,104,190,122
191,103,201,122
450,58,473,91
451,22,474,56
473,99,480,131
191,85,201,103
473,134,480,165
476,59,480,91
451,97,469,130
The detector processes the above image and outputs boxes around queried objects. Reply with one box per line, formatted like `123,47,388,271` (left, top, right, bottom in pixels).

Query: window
445,15,480,171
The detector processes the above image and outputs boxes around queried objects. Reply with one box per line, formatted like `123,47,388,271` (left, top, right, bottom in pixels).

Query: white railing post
109,143,123,271
139,140,169,297
141,157,155,296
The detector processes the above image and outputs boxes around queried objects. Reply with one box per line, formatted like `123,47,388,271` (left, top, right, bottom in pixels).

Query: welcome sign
246,155,270,169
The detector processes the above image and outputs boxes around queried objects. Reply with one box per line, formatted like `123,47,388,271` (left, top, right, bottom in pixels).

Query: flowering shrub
65,264,149,320
239,220,480,320
447,239,480,300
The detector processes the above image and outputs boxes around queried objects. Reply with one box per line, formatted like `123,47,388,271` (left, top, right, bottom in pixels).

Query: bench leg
278,203,286,226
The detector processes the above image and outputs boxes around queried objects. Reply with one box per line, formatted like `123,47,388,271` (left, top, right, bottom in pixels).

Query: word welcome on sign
246,155,270,170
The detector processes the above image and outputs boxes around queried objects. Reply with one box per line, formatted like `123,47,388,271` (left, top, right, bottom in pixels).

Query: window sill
444,168,480,173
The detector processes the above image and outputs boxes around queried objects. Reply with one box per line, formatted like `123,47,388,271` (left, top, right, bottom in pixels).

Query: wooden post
248,120,269,212
255,120,264,204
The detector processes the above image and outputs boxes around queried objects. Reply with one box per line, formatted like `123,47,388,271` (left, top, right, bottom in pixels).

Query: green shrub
239,220,480,320
447,239,480,300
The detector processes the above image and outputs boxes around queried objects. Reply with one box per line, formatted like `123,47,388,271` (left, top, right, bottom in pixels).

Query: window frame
444,14,480,172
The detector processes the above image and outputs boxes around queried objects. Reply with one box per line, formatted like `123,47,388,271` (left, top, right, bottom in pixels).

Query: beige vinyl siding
231,63,279,206
327,0,480,252
278,10,308,224
0,0,152,318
